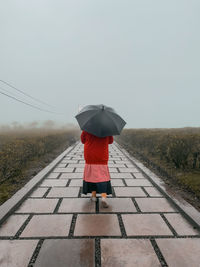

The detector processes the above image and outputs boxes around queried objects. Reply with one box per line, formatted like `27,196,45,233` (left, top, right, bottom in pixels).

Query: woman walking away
81,130,113,208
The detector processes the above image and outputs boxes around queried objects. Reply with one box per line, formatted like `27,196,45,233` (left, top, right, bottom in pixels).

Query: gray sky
0,0,199,128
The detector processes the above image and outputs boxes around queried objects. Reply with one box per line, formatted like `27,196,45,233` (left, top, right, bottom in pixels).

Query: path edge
115,141,200,230
0,141,78,225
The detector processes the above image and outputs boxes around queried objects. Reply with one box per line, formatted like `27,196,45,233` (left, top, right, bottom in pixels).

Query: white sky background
0,0,199,128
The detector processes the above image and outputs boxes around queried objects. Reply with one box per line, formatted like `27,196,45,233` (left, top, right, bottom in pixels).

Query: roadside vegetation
0,122,80,205
116,128,200,210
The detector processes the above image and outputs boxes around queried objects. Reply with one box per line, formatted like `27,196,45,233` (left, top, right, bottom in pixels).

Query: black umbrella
75,104,126,137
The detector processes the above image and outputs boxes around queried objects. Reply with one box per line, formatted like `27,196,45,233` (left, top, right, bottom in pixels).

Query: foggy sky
0,0,200,128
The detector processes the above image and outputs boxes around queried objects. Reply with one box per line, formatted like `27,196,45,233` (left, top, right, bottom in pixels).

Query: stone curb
115,142,200,231
0,141,78,225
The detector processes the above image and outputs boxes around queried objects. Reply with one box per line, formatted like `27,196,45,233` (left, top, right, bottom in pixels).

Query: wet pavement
0,142,200,266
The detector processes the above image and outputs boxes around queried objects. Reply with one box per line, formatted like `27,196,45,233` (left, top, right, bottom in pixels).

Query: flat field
116,128,200,210
0,126,80,205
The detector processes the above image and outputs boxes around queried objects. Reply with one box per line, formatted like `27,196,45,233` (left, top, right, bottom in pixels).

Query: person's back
81,130,113,208
81,131,113,165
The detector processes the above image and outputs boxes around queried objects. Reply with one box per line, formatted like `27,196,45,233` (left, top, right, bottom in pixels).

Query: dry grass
0,122,80,204
116,128,200,208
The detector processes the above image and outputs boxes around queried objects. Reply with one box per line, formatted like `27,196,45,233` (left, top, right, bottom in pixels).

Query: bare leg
101,193,108,208
92,191,96,197
90,191,97,202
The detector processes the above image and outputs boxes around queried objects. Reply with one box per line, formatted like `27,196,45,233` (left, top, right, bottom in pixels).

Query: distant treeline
0,128,80,182
116,128,200,170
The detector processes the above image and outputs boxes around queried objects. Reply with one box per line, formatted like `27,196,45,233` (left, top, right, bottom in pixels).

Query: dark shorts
82,180,112,195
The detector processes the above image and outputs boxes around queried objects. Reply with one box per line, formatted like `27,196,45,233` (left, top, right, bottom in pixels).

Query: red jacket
81,131,113,165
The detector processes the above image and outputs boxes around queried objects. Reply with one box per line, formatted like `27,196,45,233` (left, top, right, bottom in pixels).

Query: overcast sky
0,0,199,128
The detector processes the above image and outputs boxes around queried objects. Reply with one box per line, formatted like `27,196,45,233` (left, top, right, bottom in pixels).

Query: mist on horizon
0,0,199,128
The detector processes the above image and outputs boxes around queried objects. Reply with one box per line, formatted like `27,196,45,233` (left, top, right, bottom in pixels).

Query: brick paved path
0,142,200,266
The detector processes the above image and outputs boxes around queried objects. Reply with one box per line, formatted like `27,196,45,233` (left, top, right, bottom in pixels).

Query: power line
0,90,62,114
0,79,55,109
0,86,24,99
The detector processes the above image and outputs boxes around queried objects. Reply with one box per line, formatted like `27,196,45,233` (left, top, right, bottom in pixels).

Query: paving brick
63,156,72,160
99,198,137,213
67,163,85,168
114,160,131,164
53,167,74,173
15,198,58,213
29,187,49,197
164,213,199,235
119,167,139,173
75,167,84,173
57,163,66,168
124,161,133,166
110,156,122,160
2,142,199,267
136,198,176,212
110,173,133,179
40,179,68,187
0,240,38,267
60,173,83,179
72,157,83,160
114,187,147,197
34,239,95,267
122,214,173,236
47,187,79,198
110,179,124,186
58,198,95,213
47,172,60,179
69,179,83,186
125,179,153,187
108,163,126,168
101,239,160,267
61,160,78,164
74,214,121,236
157,238,200,267
0,215,29,236
20,214,72,237
144,187,163,197
133,172,145,179
108,167,118,173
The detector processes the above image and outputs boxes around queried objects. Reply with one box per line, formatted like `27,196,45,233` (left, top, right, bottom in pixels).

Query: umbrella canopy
75,104,126,137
